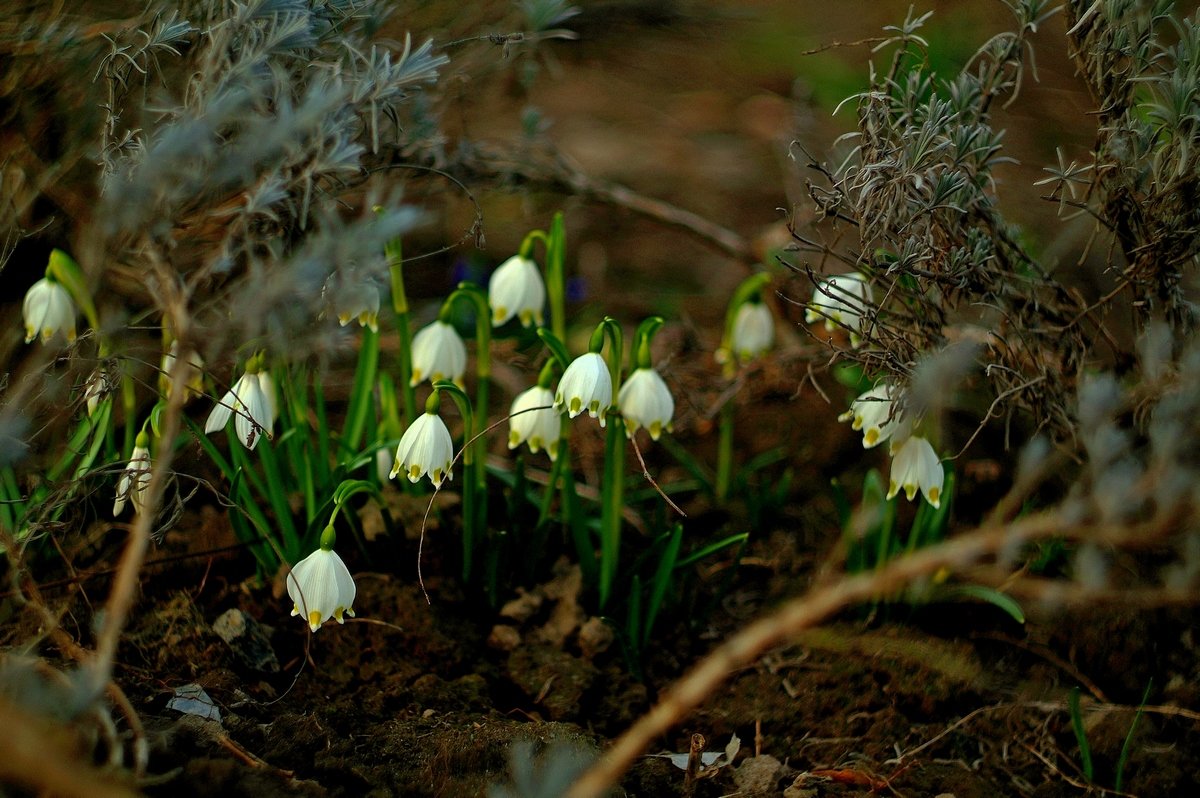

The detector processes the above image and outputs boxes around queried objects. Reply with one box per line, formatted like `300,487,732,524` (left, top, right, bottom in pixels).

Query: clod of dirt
212,609,280,673
577,616,614,658
506,645,599,721
733,754,784,795
488,624,522,651
499,589,544,622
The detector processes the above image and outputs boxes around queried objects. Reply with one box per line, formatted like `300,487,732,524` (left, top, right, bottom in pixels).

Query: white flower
287,547,356,632
410,321,467,387
887,435,944,508
334,282,380,332
838,383,905,449
205,368,276,450
160,341,205,402
113,437,151,517
508,386,561,460
805,272,873,345
731,302,774,361
617,368,674,440
83,368,111,417
489,255,546,327
23,277,76,344
390,412,454,487
555,352,612,426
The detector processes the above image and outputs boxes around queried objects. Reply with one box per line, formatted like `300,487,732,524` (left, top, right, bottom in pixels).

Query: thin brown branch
563,511,1082,798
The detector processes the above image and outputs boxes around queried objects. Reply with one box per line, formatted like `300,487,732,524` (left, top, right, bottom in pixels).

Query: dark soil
6,3,1200,797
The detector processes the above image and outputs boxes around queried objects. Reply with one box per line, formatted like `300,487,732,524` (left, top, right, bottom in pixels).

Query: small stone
212,608,279,673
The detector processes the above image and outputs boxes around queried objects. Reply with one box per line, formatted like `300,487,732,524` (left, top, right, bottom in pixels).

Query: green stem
599,415,626,610
443,284,491,496
433,381,480,583
548,212,567,343
716,393,734,502
387,235,417,426
342,326,380,453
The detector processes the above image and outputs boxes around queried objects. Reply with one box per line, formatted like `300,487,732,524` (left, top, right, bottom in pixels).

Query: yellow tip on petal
863,429,878,446
308,610,322,632
927,487,940,508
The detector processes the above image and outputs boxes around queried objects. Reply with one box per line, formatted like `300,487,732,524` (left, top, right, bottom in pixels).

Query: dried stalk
563,510,1075,798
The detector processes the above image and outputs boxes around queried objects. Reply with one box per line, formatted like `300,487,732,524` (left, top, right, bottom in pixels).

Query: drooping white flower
508,386,561,460
489,255,546,328
555,352,612,426
805,272,874,345
838,383,905,449
23,276,76,345
617,367,674,440
887,435,944,508
113,434,151,517
160,341,205,402
83,368,111,417
205,366,276,450
731,301,774,361
333,281,381,332
287,547,357,632
390,412,455,487
410,321,467,387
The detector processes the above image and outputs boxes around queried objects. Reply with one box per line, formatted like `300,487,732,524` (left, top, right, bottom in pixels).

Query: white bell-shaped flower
489,255,546,327
23,276,76,345
617,367,674,440
390,412,455,487
160,341,205,402
410,321,467,387
555,352,612,426
731,302,774,361
886,435,944,508
287,547,357,632
83,368,111,417
805,272,873,345
508,386,561,460
334,282,381,332
205,365,276,450
113,433,152,517
838,383,905,449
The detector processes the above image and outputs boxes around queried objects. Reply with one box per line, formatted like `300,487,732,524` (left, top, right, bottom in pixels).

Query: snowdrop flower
391,411,455,487
83,368,111,417
288,541,356,632
887,435,944,508
838,383,905,449
410,321,467,387
508,386,561,460
618,367,674,440
555,352,612,426
805,272,873,345
113,432,152,517
489,255,546,327
205,360,276,450
23,275,76,344
160,341,205,402
333,282,380,332
731,301,774,361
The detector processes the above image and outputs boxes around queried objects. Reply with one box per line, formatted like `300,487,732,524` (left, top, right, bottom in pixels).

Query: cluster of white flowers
841,382,944,508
